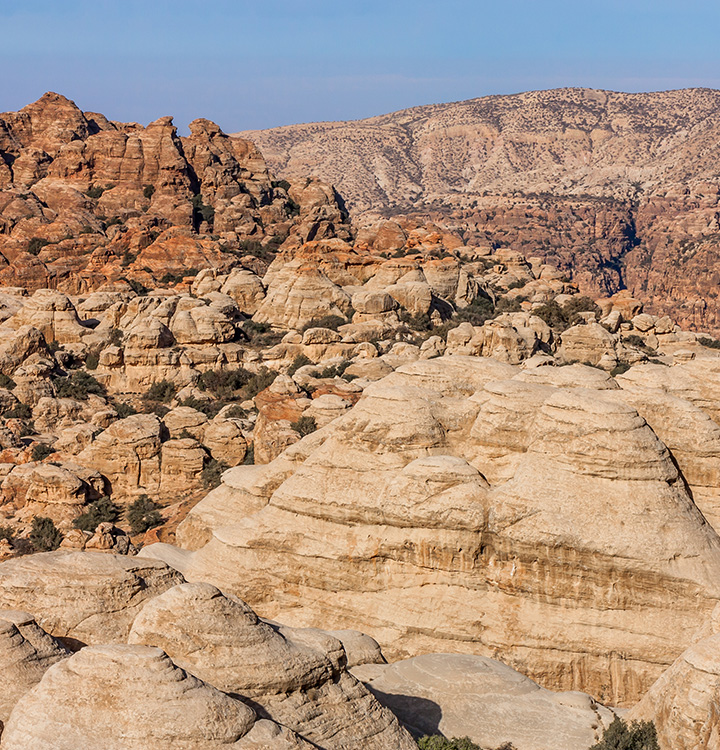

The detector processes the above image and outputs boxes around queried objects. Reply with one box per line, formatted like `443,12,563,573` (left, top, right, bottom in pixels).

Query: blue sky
2,0,720,132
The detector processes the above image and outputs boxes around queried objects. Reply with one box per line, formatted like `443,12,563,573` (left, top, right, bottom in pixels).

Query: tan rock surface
167,356,720,707
354,653,617,750
1,644,311,749
628,633,720,750
0,551,183,646
0,609,68,722
128,582,417,750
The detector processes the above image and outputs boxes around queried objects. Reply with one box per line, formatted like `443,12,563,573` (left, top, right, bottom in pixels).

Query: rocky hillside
0,93,350,295
238,88,720,331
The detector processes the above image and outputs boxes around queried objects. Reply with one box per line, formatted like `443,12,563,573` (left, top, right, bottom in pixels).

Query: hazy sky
2,0,720,132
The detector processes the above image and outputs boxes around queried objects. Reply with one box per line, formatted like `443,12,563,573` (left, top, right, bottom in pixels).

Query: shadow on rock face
366,687,443,738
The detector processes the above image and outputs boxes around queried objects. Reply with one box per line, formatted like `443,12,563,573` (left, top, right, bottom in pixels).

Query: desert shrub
301,315,347,333
198,368,252,399
31,443,55,462
127,495,163,536
590,717,659,750
30,516,63,552
191,193,215,228
454,295,496,326
109,328,124,346
611,361,631,377
73,496,120,532
113,401,137,419
242,445,255,465
143,380,177,403
143,184,155,199
285,198,301,217
533,296,600,331
202,458,229,489
120,251,136,267
417,737,486,750
6,403,32,420
127,279,149,296
225,403,247,419
398,311,433,332
241,320,283,346
180,396,224,418
698,336,720,349
85,185,105,199
85,352,99,370
288,354,313,376
243,367,277,399
0,373,16,390
27,237,50,256
317,360,351,379
290,415,317,437
0,526,14,543
55,370,105,400
272,179,291,191
80,224,94,234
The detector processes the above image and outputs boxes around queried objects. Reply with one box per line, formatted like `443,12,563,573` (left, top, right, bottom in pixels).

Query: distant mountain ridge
238,88,720,332
236,87,720,212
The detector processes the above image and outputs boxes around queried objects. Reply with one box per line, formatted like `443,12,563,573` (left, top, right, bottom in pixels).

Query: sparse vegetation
417,737,514,750
202,458,229,489
29,516,63,552
127,495,163,536
31,443,55,462
73,496,120,532
54,371,106,400
143,380,177,403
290,415,317,437
288,354,313,376
533,296,600,331
590,717,659,750
698,336,720,349
27,237,50,256
5,403,33,420
143,184,156,199
301,315,347,332
611,361,632,377
113,401,137,419
0,373,16,390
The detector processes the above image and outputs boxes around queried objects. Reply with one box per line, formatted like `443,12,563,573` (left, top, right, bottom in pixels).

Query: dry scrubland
0,92,716,748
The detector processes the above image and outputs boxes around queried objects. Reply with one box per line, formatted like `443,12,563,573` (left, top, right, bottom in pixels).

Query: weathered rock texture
0,644,312,749
163,355,720,707
0,551,183,646
128,582,416,750
353,653,618,750
627,633,720,750
240,88,720,331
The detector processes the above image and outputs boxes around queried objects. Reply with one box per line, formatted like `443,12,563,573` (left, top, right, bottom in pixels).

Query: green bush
5,403,33,420
127,279,149,296
143,184,155,199
180,396,224,418
417,737,485,750
533,296,600,331
143,380,177,403
0,373,16,390
73,496,120,532
300,315,347,333
225,403,247,419
453,295,496,327
113,402,137,419
85,185,105,199
85,352,99,370
243,367,277,399
27,237,50,256
31,443,55,462
198,368,252,400
0,525,15,543
290,415,317,437
241,320,283,346
590,717,659,750
698,336,720,350
127,495,163,536
288,354,313,376
611,361,631,377
55,371,105,400
191,193,215,227
30,516,63,552
202,458,229,489
317,360,351,379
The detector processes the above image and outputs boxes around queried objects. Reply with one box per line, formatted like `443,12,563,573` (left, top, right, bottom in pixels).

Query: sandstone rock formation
0,551,183,646
354,653,618,750
1,644,312,749
239,88,720,332
128,582,416,750
627,633,720,750
159,355,720,707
